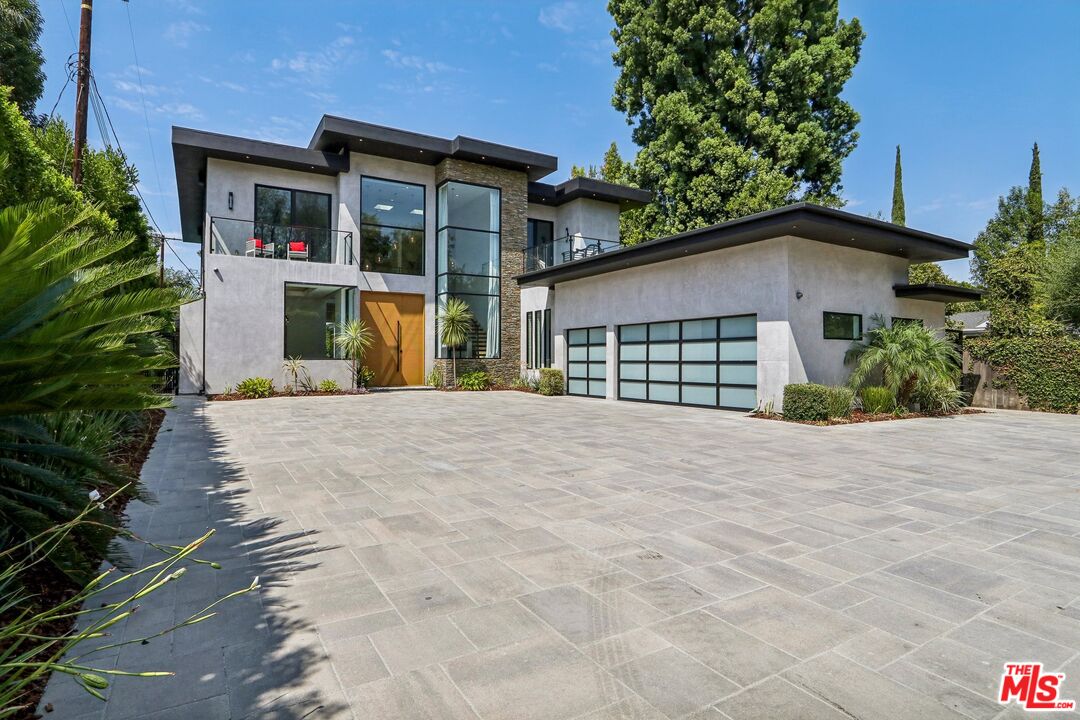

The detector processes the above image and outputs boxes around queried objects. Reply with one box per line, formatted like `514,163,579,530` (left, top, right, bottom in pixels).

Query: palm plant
0,197,180,579
845,315,961,407
437,297,473,387
281,356,305,393
333,319,374,390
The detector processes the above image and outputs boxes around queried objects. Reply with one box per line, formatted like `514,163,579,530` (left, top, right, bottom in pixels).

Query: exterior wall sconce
228,191,234,211
796,290,804,300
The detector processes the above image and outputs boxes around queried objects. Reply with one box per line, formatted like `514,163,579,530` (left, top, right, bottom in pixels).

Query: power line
123,0,166,226
56,0,77,48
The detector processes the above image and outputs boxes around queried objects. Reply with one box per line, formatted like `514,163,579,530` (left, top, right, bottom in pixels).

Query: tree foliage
1027,142,1043,249
0,0,45,119
891,145,905,226
609,0,864,239
845,316,961,407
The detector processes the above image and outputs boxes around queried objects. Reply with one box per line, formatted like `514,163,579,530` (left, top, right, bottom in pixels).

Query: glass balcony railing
522,234,623,273
209,217,354,265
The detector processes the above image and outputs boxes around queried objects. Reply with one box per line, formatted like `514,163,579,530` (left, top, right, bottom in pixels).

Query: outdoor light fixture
228,191,234,210
796,290,804,300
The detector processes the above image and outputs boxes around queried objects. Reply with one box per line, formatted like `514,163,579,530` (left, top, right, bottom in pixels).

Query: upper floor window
526,218,555,270
359,177,424,275
823,311,862,340
436,181,501,359
254,185,333,262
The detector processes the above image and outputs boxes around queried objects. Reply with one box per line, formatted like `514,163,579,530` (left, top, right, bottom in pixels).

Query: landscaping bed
4,409,165,720
209,388,368,401
753,407,983,426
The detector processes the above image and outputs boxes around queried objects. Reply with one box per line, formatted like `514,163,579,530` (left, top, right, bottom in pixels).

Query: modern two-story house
173,115,979,410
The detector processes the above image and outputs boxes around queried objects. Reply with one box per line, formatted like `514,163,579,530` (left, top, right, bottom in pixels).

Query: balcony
209,216,354,265
522,234,623,273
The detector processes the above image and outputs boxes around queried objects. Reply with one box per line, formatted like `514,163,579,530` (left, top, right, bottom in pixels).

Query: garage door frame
566,326,607,397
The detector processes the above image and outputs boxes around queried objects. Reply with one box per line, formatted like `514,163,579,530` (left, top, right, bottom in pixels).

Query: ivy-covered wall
966,335,1080,413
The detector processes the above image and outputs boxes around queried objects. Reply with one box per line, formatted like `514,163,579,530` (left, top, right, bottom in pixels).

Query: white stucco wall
548,236,950,410
178,299,204,394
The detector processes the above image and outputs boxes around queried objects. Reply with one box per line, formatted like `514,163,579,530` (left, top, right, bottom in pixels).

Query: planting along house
173,115,979,410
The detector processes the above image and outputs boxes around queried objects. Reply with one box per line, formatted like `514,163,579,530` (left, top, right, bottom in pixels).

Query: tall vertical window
359,177,424,275
526,218,554,269
284,283,356,359
436,181,500,358
525,310,551,369
255,185,332,262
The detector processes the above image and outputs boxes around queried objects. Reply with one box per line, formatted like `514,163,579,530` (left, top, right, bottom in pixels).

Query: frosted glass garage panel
649,363,679,382
720,315,756,338
620,381,646,399
620,324,647,342
568,363,588,377
650,343,679,361
682,385,718,406
648,383,679,403
588,380,606,396
681,342,716,361
588,345,605,361
649,322,679,341
588,362,606,379
681,318,717,340
620,344,646,361
718,364,757,385
682,364,717,384
568,346,588,362
568,329,589,345
719,386,757,409
620,362,646,380
588,327,606,344
719,340,757,362
568,379,588,395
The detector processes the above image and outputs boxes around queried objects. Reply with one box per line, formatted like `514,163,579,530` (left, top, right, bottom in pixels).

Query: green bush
457,371,491,391
913,378,968,414
512,374,539,391
236,377,274,399
538,368,565,396
317,379,341,392
967,335,1080,413
824,386,854,418
425,367,444,388
859,386,895,414
356,365,376,389
782,383,830,421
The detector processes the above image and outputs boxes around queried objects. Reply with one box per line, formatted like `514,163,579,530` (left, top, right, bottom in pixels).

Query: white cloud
110,96,203,121
539,1,582,32
164,20,209,48
537,62,559,73
270,36,356,85
381,49,457,75
113,79,168,97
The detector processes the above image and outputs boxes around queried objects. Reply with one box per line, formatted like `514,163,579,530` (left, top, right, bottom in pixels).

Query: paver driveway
42,392,1080,719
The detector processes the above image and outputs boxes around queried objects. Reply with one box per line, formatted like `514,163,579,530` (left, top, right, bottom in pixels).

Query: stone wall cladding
434,158,526,384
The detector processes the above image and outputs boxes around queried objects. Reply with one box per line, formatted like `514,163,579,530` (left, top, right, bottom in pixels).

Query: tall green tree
0,0,45,119
891,145,905,226
1027,142,1043,249
609,0,864,238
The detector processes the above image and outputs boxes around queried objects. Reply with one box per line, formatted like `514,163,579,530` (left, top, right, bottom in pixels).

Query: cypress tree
1026,142,1043,248
891,145,905,226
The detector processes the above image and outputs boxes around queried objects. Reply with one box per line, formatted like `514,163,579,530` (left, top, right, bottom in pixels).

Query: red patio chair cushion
251,238,264,249
289,241,306,252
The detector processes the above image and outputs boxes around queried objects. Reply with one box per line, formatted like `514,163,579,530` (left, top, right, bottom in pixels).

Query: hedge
782,383,830,421
967,335,1080,413
538,368,564,396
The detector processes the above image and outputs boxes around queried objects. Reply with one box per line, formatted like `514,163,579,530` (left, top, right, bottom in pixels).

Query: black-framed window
436,181,501,359
255,185,333,262
892,316,923,328
359,176,424,275
283,283,356,360
617,315,757,410
823,312,862,340
525,310,552,369
527,218,554,268
567,326,606,397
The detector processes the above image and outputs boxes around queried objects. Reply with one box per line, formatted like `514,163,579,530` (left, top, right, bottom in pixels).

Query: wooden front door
360,292,425,386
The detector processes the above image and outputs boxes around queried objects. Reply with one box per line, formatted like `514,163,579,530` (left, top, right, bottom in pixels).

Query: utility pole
159,234,165,287
72,0,93,187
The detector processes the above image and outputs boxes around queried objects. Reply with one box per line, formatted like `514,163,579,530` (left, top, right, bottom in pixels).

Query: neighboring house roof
527,177,652,210
516,203,975,287
951,310,991,334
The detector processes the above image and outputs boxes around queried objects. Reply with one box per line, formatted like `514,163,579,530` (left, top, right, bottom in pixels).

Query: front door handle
396,320,402,373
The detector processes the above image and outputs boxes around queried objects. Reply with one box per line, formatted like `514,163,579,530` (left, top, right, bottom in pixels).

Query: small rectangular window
543,309,552,367
823,312,862,340
526,312,534,369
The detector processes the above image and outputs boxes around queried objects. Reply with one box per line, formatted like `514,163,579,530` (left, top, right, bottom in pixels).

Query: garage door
617,315,757,410
567,326,606,397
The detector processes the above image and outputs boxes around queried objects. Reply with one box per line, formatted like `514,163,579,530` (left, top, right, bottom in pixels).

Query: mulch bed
752,407,984,426
5,409,165,719
439,384,538,393
209,388,368,401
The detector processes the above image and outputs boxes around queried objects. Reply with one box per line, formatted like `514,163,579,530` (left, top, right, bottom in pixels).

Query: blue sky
33,1,1080,282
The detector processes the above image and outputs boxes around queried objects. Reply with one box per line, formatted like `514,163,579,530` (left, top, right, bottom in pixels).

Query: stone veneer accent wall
433,158,526,384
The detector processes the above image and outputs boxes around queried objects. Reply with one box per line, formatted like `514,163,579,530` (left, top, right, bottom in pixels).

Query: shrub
859,386,895,414
782,383,830,421
457,371,491,391
356,366,376,389
538,368,565,396
425,367,444,388
913,378,968,414
512,374,539,391
967,334,1080,413
824,386,854,418
317,379,341,392
236,377,274,399
846,315,961,406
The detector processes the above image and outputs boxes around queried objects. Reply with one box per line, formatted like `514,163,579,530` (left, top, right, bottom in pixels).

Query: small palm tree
846,315,960,407
437,297,473,386
282,356,305,393
333,319,374,389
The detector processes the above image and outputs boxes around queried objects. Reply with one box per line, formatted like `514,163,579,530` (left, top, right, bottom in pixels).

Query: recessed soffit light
374,204,393,211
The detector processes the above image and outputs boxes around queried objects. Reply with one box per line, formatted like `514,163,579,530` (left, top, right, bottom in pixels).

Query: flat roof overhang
893,283,983,303
528,177,652,210
308,115,558,181
516,203,974,288
172,127,349,245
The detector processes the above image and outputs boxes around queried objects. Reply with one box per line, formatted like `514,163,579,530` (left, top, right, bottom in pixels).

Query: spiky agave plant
437,297,473,387
845,315,961,407
333,319,374,390
281,356,306,394
0,196,181,579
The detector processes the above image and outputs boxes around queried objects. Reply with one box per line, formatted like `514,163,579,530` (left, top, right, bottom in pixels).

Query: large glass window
359,177,424,275
525,309,552,369
436,181,500,358
255,185,333,262
284,283,356,360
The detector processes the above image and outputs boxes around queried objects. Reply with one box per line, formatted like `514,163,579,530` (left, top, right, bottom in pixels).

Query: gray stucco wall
178,299,203,394
548,236,949,410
